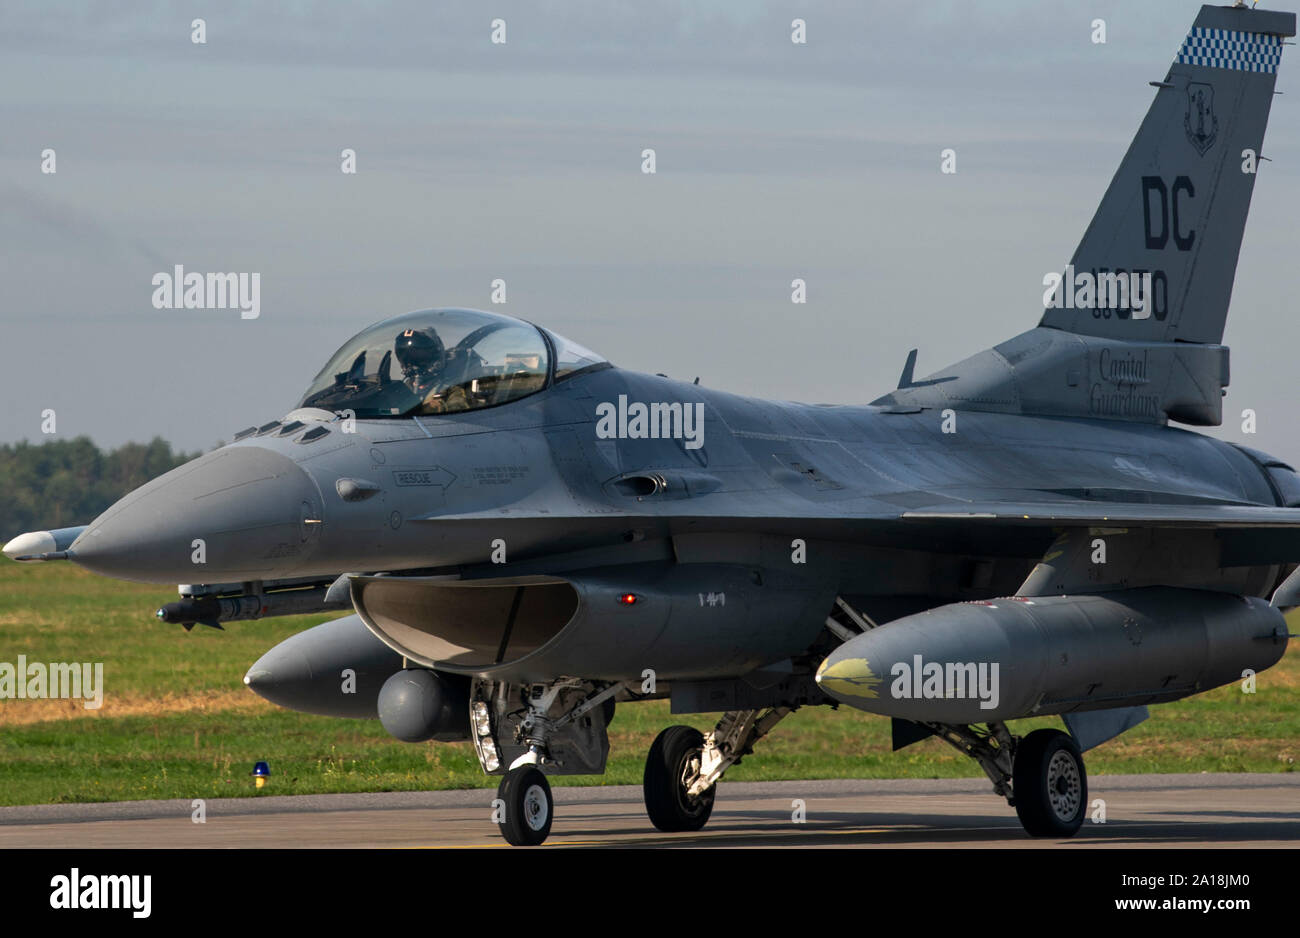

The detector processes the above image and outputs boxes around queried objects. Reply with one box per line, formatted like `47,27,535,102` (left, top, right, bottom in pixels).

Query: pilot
394,327,469,414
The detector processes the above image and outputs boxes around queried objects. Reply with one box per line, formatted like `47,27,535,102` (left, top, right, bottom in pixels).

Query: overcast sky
3,0,1299,464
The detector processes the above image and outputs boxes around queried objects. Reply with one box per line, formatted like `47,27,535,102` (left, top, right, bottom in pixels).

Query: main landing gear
1012,728,1087,837
643,726,715,831
643,708,792,835
924,722,1088,837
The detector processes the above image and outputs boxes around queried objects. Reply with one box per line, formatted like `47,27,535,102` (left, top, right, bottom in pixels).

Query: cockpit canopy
298,308,605,418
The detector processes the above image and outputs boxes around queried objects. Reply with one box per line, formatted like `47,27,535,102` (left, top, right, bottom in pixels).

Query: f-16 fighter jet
6,4,1298,845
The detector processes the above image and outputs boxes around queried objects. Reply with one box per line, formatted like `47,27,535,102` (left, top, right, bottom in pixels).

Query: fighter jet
5,4,1298,845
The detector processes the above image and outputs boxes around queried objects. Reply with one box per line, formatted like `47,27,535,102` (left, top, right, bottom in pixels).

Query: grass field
0,561,1295,806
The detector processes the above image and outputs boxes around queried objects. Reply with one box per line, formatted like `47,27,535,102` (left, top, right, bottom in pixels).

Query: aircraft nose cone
70,446,322,583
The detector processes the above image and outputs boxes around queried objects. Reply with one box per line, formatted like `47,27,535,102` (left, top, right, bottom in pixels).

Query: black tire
643,725,715,832
1012,728,1087,837
497,766,553,846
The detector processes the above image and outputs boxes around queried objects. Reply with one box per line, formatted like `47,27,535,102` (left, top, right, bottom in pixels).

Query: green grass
0,562,1296,805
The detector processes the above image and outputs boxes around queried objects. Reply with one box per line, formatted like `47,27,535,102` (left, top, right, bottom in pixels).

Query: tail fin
877,5,1294,425
1040,4,1295,345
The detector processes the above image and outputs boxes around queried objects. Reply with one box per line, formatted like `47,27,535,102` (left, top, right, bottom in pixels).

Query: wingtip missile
2,526,86,563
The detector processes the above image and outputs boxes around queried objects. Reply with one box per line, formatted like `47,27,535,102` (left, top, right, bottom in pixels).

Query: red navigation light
618,593,638,605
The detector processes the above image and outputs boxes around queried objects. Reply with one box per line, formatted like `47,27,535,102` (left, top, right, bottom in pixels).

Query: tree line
0,437,201,540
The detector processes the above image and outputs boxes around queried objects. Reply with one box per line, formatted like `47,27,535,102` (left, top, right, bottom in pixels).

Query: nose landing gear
496,766,554,846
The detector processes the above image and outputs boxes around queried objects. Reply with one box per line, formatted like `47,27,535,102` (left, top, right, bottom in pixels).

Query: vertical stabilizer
1040,5,1294,344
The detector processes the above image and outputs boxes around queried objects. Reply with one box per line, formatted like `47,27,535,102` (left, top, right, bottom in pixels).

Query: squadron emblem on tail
1185,81,1219,155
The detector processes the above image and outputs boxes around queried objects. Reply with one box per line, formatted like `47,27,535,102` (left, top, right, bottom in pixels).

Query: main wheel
1012,728,1087,837
643,725,716,832
497,766,553,846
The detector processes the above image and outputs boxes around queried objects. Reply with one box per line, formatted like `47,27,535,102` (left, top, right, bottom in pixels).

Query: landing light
472,701,492,737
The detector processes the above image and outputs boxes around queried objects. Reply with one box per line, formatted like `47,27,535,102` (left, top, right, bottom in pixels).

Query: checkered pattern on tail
1176,27,1284,73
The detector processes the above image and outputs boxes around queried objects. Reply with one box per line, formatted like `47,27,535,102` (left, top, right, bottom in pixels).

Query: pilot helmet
395,327,444,374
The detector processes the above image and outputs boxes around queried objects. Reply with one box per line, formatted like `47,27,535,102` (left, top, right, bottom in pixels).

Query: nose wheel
643,725,717,832
497,766,554,846
1012,728,1087,837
